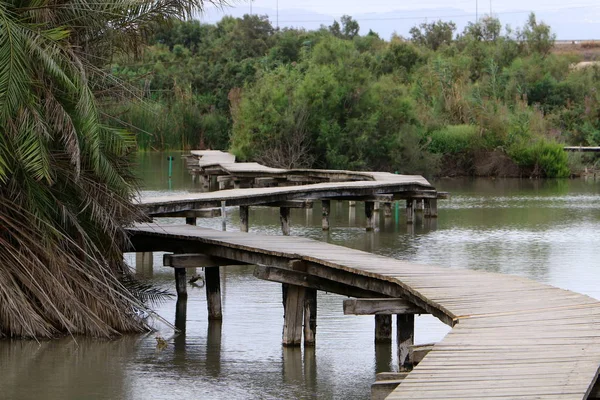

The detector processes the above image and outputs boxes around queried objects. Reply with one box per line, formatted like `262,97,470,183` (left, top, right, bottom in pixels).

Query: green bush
427,125,480,154
509,140,570,177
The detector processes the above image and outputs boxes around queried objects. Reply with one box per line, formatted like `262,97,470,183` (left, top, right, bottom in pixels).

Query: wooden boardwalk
128,224,600,400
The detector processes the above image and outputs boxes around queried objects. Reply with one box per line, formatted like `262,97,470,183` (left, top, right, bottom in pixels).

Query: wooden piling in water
383,202,392,218
239,205,249,232
205,267,222,320
303,288,317,346
282,284,305,346
280,207,291,236
174,267,187,298
365,201,376,231
397,314,414,371
406,199,415,224
429,198,438,218
185,217,196,226
349,200,356,207
321,200,330,231
375,315,392,343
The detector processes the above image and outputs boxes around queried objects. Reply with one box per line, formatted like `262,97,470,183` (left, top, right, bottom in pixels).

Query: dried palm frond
0,0,223,339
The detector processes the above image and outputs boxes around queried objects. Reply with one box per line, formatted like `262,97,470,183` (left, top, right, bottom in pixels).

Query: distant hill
199,6,600,40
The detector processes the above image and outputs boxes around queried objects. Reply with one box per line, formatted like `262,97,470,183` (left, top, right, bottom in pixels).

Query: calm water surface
2,152,600,400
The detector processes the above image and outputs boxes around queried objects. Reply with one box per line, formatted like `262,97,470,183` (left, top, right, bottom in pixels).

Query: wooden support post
205,267,222,320
221,201,227,231
175,297,187,333
415,199,424,212
423,199,432,218
283,285,305,347
397,314,415,371
373,201,380,212
406,199,415,225
375,315,392,343
280,207,291,236
383,202,392,218
174,268,187,298
429,198,438,218
303,288,317,346
185,217,196,226
348,200,356,207
239,205,249,232
365,201,375,231
321,200,330,231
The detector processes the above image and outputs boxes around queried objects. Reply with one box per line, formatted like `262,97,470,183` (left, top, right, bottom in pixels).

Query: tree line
108,13,600,177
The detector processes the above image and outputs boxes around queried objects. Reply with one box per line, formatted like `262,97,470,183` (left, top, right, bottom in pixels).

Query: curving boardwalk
128,224,600,400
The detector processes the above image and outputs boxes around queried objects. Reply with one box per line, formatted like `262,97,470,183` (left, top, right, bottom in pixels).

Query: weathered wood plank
343,298,425,315
163,253,248,268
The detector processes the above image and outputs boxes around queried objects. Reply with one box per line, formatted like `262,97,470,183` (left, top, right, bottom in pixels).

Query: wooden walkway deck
127,224,600,400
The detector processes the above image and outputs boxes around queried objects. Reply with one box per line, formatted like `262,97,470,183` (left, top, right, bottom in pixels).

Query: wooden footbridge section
127,224,600,400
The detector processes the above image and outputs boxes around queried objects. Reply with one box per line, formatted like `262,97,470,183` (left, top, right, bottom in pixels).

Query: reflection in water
374,343,393,374
4,154,600,400
0,336,140,400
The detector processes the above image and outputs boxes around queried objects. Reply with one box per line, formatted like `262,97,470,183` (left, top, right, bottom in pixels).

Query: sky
199,0,600,39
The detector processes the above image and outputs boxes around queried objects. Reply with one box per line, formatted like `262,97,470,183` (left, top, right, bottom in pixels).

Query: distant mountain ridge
199,6,600,40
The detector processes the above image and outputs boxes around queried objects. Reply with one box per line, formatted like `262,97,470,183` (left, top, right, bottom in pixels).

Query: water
2,152,600,400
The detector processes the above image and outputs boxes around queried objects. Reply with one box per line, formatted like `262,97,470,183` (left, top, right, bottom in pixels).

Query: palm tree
0,0,221,338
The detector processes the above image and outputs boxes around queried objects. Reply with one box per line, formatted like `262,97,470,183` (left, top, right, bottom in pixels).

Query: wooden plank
343,298,425,315
253,266,389,298
163,253,247,268
126,225,600,400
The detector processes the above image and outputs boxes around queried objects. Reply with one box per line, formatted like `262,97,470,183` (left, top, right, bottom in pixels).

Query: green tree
0,0,218,338
409,20,456,50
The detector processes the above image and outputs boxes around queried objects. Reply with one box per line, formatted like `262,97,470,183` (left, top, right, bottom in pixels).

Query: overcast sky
201,0,600,39
212,0,599,16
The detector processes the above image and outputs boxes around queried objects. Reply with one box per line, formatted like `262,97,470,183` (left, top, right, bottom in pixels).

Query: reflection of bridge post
348,203,356,225
283,347,303,384
375,342,393,374
135,252,154,277
206,320,222,376
304,345,317,390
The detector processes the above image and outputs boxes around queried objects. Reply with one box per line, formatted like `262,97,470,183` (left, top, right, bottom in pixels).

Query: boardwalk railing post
280,207,291,236
205,266,222,320
375,315,392,343
406,199,415,224
322,200,330,231
365,201,376,231
240,205,249,232
304,288,317,346
397,314,415,371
